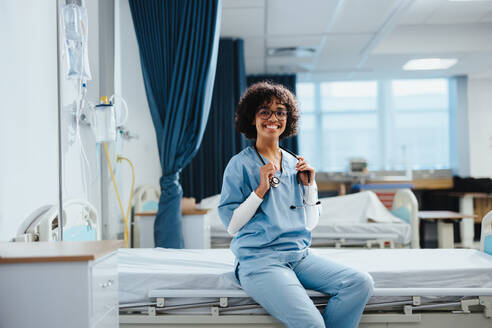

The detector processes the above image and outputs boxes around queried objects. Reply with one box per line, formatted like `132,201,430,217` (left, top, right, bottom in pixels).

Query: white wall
114,0,162,191
0,0,59,241
0,0,102,241
468,78,492,178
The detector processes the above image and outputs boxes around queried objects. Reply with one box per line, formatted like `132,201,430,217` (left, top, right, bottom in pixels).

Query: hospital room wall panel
114,0,163,193
0,0,58,241
0,0,106,242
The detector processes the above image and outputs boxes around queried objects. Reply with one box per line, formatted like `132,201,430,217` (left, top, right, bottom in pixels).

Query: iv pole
56,0,64,241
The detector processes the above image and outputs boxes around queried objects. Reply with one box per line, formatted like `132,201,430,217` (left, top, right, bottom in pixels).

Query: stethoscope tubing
252,144,319,210
252,144,311,186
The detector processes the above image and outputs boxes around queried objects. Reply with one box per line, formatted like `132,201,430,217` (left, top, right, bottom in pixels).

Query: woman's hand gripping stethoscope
295,157,315,186
255,162,279,199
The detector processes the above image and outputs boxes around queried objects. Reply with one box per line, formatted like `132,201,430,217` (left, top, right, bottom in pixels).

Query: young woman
218,82,373,328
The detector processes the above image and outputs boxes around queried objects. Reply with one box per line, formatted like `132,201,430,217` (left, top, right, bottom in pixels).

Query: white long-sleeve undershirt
226,182,320,235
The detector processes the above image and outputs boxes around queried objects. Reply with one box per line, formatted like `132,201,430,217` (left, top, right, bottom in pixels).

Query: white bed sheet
311,220,412,245
118,248,492,304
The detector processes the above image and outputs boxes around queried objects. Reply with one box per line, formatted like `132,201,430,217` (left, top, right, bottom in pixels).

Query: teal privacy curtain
128,0,222,248
181,38,248,202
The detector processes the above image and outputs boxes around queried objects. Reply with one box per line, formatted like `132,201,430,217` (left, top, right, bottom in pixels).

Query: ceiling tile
330,0,398,33
398,0,445,25
223,0,264,9
220,8,264,37
318,34,374,56
373,24,492,54
427,1,492,24
266,0,338,36
315,54,363,70
480,10,492,22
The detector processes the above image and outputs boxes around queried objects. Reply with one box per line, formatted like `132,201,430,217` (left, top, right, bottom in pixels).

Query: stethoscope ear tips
290,205,296,209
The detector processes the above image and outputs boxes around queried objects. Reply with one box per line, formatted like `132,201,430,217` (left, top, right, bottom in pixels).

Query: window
297,79,450,171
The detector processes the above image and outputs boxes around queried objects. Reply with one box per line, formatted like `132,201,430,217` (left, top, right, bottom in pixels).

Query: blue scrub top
218,146,311,269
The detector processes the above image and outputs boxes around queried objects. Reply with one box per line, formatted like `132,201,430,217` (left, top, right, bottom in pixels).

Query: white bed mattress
311,220,412,245
118,248,492,305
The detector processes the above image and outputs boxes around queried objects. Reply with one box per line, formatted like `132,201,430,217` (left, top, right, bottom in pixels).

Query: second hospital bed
118,212,492,328
199,189,419,248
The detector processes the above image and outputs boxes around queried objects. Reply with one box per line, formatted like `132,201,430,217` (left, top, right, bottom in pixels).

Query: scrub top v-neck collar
253,146,284,174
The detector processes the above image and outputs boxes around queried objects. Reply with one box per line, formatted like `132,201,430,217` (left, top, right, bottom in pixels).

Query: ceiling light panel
403,58,458,70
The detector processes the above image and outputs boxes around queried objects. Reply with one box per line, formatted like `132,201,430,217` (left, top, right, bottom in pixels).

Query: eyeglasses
257,109,289,121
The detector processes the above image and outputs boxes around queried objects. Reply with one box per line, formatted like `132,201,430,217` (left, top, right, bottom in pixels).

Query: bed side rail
481,210,492,255
392,189,419,248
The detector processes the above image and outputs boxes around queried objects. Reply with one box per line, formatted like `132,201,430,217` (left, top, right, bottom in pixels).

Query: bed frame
119,211,492,328
120,289,492,327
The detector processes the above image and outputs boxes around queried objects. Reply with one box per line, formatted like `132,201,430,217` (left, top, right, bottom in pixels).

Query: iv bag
61,4,92,80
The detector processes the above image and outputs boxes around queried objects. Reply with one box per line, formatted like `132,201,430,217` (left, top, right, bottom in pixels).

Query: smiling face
253,98,288,141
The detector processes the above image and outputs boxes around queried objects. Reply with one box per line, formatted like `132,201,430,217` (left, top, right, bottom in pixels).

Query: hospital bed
118,211,492,327
13,198,99,242
199,189,419,249
131,185,160,248
313,189,419,248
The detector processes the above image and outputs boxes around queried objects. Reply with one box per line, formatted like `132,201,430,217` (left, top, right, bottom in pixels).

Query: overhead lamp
403,58,458,70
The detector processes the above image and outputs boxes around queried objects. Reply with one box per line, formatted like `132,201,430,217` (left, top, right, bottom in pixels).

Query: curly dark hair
235,81,299,140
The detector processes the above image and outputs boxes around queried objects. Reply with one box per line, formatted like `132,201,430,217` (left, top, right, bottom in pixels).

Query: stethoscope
252,145,320,210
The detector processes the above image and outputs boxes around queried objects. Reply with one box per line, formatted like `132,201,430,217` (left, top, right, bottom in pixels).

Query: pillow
391,207,411,224
141,201,159,212
484,235,492,255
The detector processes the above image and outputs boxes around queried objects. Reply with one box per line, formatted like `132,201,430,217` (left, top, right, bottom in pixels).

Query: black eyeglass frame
256,108,289,121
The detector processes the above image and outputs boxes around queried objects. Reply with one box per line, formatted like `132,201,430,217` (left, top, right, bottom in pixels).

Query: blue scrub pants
237,252,374,328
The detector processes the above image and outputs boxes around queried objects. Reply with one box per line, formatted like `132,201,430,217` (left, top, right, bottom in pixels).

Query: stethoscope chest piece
269,176,280,188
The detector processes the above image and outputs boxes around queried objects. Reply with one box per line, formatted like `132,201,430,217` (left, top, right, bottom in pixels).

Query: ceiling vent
268,47,317,57
269,63,314,73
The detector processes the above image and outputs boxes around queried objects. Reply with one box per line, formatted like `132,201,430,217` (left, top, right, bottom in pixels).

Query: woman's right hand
255,162,278,199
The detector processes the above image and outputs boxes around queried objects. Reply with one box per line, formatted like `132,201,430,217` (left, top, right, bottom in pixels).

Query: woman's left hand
296,157,315,186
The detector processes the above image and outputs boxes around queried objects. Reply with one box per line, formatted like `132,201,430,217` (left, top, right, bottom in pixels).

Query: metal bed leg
480,296,492,318
452,299,480,314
